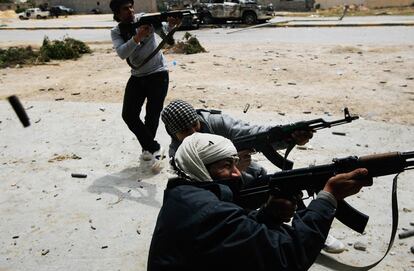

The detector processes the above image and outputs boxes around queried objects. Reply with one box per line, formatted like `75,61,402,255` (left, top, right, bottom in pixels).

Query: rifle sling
315,173,400,270
127,26,178,70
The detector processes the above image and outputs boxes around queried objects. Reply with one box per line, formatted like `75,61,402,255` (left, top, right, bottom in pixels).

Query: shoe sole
151,148,166,174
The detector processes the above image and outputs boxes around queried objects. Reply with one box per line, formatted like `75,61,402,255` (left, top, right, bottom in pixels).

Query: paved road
1,14,414,46
1,26,414,46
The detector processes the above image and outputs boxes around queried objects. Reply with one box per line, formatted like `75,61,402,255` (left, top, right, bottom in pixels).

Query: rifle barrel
402,151,414,167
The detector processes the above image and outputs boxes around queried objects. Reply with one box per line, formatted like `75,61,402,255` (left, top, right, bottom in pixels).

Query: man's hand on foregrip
167,16,181,28
134,25,152,43
323,168,373,201
290,130,314,146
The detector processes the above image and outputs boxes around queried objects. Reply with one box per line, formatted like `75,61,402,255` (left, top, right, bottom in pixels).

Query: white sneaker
140,150,153,161
323,234,346,254
151,147,166,174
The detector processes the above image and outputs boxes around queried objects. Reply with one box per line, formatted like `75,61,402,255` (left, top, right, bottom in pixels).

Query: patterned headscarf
174,133,238,182
161,100,199,135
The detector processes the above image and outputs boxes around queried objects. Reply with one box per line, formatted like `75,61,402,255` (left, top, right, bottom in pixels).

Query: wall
0,3,16,11
315,0,414,9
34,0,158,14
314,0,364,9
260,0,314,11
365,0,414,8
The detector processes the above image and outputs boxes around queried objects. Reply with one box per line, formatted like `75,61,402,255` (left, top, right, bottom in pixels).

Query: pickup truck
18,8,50,20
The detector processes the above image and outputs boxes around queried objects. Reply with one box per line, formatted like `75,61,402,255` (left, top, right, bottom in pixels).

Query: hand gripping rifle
233,108,358,170
120,9,194,32
118,10,194,69
236,151,414,234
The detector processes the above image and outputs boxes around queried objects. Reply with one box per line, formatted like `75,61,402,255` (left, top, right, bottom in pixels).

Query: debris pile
165,32,206,55
0,36,91,68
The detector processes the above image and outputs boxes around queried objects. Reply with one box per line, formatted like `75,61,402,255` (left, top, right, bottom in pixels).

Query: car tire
202,13,214,24
19,15,25,20
243,12,257,24
36,15,41,19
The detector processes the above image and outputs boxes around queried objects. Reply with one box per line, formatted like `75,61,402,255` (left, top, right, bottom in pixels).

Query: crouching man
147,133,372,271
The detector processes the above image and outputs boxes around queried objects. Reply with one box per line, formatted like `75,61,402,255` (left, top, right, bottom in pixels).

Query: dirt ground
1,35,414,270
1,41,413,125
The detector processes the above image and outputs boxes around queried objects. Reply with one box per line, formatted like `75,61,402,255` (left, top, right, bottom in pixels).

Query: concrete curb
1,22,414,30
0,26,112,30
270,22,414,27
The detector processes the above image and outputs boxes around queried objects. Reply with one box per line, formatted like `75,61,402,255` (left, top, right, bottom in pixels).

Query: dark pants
122,71,169,153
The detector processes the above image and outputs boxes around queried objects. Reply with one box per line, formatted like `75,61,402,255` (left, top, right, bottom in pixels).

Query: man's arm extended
209,113,289,150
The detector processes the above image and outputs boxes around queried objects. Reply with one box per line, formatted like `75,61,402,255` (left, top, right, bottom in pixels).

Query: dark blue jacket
147,178,336,271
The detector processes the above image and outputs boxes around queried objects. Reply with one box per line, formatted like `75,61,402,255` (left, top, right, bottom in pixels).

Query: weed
0,36,91,68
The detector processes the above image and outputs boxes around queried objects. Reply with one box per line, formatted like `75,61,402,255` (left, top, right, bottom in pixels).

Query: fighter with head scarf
148,133,372,271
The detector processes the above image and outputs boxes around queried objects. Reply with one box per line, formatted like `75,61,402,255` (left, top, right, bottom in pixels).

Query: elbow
116,50,128,60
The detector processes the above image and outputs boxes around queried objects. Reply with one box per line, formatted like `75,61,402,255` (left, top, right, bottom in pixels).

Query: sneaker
323,234,346,254
151,147,166,174
140,150,153,161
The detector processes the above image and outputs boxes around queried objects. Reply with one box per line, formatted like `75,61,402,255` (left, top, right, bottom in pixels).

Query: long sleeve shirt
111,13,171,77
147,179,337,271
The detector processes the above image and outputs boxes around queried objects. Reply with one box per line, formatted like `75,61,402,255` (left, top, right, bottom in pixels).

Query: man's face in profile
207,157,241,181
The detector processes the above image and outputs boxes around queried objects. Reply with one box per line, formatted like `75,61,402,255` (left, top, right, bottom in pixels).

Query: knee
122,110,134,125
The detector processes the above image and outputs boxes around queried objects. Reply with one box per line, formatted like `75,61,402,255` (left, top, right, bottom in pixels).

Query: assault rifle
118,9,195,69
233,108,359,170
119,9,194,38
236,151,414,233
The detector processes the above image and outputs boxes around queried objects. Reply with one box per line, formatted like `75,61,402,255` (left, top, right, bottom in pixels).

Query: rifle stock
236,151,414,233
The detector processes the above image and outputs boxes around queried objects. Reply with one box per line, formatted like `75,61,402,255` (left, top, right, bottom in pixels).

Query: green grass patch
0,46,40,68
0,36,91,68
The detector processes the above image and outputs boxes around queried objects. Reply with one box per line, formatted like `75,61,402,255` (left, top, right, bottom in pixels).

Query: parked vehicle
90,8,102,14
49,5,75,17
18,8,49,20
178,9,200,30
195,0,274,24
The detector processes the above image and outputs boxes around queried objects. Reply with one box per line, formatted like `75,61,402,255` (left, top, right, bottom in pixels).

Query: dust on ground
0,41,413,125
0,27,414,271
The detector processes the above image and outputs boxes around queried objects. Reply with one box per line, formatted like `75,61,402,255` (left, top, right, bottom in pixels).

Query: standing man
110,0,180,165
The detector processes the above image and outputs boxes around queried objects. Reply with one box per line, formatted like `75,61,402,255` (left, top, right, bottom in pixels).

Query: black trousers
122,71,169,153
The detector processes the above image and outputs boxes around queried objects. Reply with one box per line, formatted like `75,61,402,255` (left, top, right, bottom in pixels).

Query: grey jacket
168,110,289,182
111,13,171,77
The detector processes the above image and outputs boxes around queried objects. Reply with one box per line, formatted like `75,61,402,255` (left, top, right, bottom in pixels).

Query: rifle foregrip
358,152,406,177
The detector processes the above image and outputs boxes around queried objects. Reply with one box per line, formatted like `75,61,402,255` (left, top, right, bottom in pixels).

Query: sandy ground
1,41,413,125
1,35,414,270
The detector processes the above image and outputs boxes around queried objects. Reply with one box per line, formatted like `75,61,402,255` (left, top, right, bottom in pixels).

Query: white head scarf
174,132,238,182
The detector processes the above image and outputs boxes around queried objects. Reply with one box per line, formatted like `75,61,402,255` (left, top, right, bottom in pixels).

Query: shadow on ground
87,161,161,208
